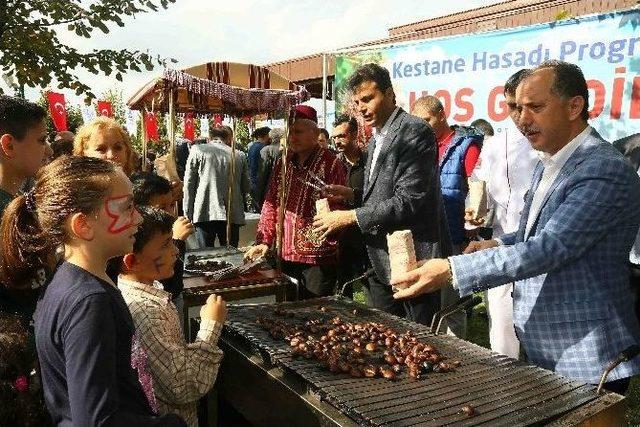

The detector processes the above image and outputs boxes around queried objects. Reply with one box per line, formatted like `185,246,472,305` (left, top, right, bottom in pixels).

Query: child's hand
173,216,194,241
200,294,227,323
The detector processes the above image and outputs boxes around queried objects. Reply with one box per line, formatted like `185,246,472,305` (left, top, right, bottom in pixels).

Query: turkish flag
46,92,67,131
184,113,195,141
144,112,159,141
97,101,113,117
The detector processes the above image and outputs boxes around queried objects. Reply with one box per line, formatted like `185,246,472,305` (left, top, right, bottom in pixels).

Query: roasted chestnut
461,405,475,417
380,367,396,380
363,365,378,378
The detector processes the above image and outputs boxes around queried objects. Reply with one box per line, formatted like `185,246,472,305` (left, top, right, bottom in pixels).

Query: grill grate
222,297,604,426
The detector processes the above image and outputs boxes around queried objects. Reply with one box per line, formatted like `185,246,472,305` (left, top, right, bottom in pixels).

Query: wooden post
226,117,237,248
141,109,148,171
275,111,290,274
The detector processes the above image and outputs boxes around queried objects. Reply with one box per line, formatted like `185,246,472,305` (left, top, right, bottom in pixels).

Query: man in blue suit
392,60,640,394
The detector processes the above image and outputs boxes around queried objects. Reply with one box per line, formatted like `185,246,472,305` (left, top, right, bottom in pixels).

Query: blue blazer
450,128,640,383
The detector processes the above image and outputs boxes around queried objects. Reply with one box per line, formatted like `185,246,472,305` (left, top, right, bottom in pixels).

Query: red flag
46,92,67,131
97,101,113,117
144,112,159,141
213,114,223,125
184,113,195,141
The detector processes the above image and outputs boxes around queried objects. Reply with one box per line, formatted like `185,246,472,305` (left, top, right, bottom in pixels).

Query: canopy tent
126,62,310,270
127,62,307,115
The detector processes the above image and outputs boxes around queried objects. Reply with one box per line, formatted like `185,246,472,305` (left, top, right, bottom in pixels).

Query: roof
264,0,636,82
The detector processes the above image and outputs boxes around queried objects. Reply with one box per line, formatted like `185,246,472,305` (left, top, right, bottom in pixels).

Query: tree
0,1,177,102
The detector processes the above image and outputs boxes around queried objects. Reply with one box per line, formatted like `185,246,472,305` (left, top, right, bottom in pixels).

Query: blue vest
439,127,482,245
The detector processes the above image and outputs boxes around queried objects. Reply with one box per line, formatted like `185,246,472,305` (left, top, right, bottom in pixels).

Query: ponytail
0,195,52,289
0,156,118,289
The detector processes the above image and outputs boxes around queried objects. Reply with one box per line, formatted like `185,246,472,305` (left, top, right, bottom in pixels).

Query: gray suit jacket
183,139,250,225
355,108,452,284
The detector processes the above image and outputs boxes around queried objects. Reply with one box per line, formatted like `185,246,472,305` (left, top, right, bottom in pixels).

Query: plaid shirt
118,277,223,426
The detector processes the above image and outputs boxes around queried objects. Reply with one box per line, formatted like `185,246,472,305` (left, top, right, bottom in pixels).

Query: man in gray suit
183,126,250,247
314,63,452,324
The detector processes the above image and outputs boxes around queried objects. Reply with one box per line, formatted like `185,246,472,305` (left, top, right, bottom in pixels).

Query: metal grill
222,297,612,427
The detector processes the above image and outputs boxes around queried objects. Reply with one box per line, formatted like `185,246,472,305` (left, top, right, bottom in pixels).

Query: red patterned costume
256,147,347,265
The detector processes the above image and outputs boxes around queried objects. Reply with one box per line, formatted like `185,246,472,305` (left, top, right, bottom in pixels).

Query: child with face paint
0,156,187,426
116,206,227,427
130,172,195,324
74,116,136,176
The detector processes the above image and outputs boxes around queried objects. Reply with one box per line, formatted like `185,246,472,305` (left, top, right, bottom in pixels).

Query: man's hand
172,216,194,241
312,210,356,240
321,185,354,204
391,258,452,300
464,239,500,254
244,244,269,262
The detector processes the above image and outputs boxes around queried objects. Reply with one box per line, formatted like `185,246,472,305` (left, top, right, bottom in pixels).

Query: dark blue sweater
34,262,185,427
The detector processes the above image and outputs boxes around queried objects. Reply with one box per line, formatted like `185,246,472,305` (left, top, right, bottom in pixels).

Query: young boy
0,95,51,216
117,206,226,426
131,172,194,305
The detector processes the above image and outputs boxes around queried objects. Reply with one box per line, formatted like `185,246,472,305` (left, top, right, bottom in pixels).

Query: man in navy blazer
392,60,640,393
313,63,452,324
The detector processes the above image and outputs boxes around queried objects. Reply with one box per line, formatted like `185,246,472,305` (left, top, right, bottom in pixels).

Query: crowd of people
1,57,640,426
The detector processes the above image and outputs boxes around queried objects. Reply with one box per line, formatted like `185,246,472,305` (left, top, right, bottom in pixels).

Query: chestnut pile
184,258,232,272
256,306,460,381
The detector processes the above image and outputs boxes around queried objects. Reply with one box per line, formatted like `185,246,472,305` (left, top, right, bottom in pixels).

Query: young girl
73,116,135,175
0,156,185,426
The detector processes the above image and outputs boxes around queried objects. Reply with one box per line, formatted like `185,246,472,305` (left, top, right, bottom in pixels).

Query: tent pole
168,88,176,159
322,53,328,128
142,110,148,171
226,117,237,248
275,111,289,275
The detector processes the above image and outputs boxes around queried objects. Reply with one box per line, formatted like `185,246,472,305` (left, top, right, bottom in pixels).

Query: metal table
181,247,289,336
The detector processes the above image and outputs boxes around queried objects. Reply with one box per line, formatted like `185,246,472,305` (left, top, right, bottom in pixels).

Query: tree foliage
0,0,177,101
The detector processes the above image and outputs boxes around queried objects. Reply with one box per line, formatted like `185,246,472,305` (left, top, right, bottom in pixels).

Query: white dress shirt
369,107,400,180
473,125,539,237
524,125,592,238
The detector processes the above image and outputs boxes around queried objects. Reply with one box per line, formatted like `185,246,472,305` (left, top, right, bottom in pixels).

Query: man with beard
324,114,369,296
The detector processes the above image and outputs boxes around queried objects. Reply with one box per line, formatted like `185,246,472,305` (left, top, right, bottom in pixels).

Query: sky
9,0,504,103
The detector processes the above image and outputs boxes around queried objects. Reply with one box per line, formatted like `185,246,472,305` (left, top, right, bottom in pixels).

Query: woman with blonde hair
74,116,136,175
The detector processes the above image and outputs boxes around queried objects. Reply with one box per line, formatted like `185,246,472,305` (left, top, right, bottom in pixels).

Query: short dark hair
132,205,174,254
470,119,494,136
0,96,46,140
130,172,172,206
333,114,358,133
347,63,392,93
209,126,227,140
534,60,589,121
50,139,74,160
319,128,330,139
504,69,530,96
252,126,271,139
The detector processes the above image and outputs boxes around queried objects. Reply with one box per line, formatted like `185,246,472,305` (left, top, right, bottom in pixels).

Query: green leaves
0,0,177,100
